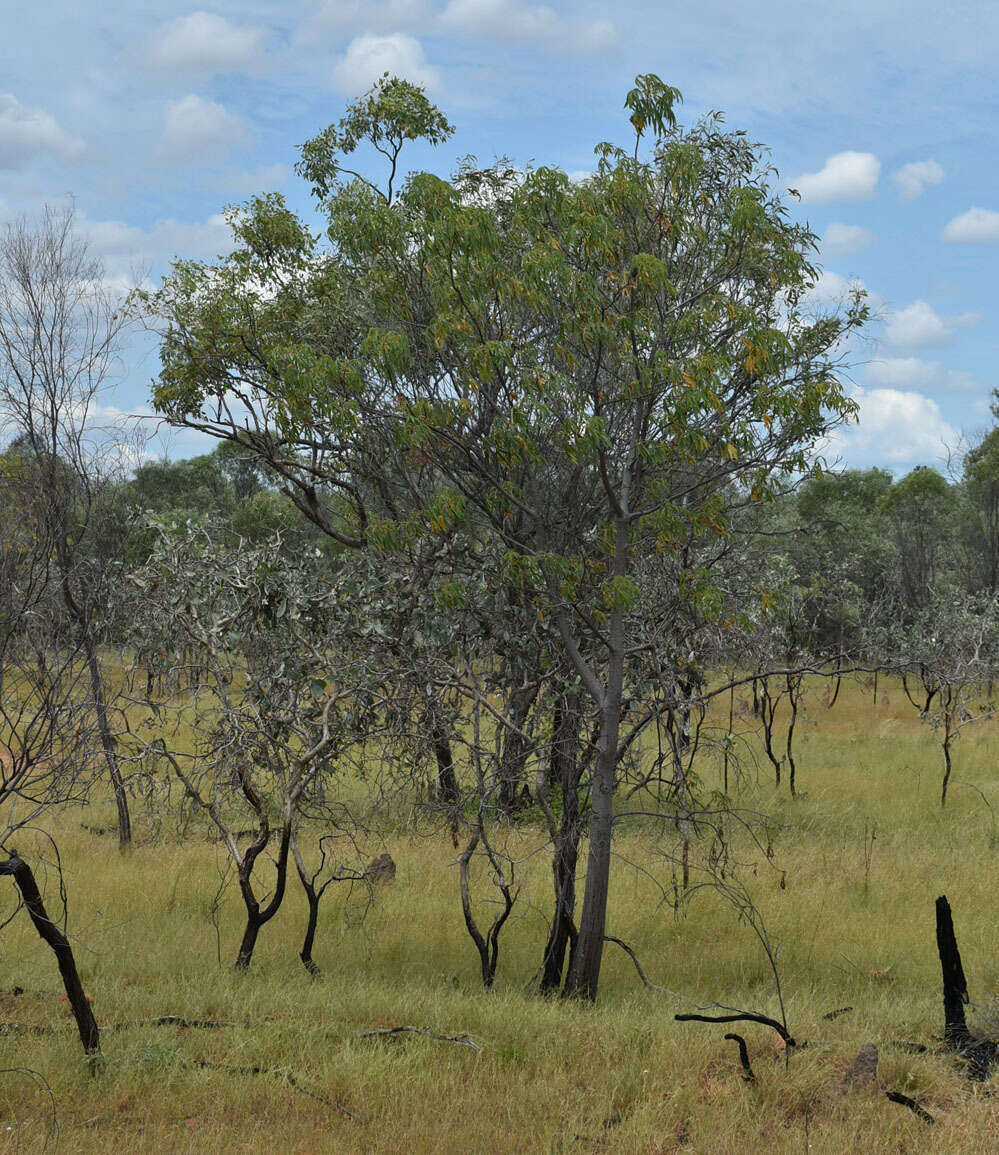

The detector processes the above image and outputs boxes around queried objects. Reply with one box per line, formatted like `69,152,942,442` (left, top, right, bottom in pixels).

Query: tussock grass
4,678,999,1151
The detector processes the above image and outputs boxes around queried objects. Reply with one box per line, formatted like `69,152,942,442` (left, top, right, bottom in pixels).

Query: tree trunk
785,673,799,798
935,895,970,1048
539,691,582,993
299,887,321,976
58,558,131,849
432,721,459,807
941,725,953,809
724,680,734,794
0,851,100,1054
562,612,626,1002
758,678,782,787
292,836,321,976
563,725,616,1000
829,655,843,708
235,916,261,972
459,827,517,988
432,716,460,845
498,681,539,814
82,636,131,849
234,823,292,971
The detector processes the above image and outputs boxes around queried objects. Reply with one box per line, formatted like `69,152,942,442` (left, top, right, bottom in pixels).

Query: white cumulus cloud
821,222,874,258
791,151,880,204
147,12,266,76
892,159,944,201
210,163,290,196
156,95,251,165
0,93,84,169
439,0,616,53
84,213,233,270
833,386,957,468
309,0,429,36
942,208,999,243
331,34,440,96
864,357,978,393
800,270,871,309
882,300,979,348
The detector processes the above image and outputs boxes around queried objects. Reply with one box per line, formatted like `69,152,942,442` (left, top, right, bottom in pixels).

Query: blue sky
1,0,996,472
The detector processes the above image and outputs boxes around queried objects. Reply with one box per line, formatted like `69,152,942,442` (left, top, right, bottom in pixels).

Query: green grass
4,677,999,1152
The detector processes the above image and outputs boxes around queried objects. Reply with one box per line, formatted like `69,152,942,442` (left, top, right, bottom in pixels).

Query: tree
141,75,865,1000
793,468,894,652
878,589,999,806
0,436,105,1061
961,428,999,593
880,467,955,613
131,524,381,970
0,206,138,847
0,445,92,829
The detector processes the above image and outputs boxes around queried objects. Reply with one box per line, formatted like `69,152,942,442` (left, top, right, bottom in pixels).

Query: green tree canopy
140,74,866,999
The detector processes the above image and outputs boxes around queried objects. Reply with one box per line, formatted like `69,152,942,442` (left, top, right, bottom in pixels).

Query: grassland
4,677,999,1153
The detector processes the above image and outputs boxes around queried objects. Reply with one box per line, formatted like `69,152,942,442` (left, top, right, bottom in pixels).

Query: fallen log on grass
357,1025,482,1051
190,1057,359,1119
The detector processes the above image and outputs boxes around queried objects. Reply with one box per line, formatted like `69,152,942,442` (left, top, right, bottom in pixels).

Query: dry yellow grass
4,676,999,1152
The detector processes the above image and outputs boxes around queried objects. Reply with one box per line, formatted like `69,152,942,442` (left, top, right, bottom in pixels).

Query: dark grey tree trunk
935,895,970,1048
234,823,292,971
828,654,843,708
0,851,100,1054
299,888,321,975
758,677,782,787
292,838,322,976
235,918,261,972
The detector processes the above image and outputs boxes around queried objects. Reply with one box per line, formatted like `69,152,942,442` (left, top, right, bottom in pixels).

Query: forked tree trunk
459,828,517,987
562,613,626,1002
0,852,100,1054
234,822,292,970
563,729,617,1000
